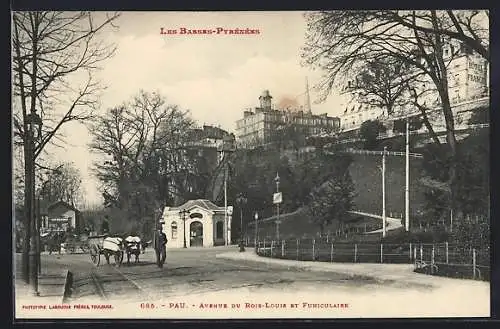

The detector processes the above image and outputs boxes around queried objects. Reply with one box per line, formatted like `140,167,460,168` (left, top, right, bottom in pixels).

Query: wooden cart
87,234,124,267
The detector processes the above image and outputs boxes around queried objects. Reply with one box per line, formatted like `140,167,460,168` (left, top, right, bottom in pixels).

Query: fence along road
254,239,489,281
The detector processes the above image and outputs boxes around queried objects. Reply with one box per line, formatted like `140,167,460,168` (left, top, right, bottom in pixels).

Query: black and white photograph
12,10,490,319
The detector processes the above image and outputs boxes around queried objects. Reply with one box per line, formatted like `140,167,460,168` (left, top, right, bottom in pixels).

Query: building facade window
171,221,178,239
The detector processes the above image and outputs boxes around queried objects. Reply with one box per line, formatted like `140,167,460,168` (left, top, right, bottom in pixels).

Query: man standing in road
101,215,110,235
155,227,167,268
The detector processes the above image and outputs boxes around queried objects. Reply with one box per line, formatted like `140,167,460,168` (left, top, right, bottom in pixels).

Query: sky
43,11,348,208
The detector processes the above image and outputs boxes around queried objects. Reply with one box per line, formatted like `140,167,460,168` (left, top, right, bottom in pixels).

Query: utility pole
382,146,387,238
405,117,410,232
450,209,453,233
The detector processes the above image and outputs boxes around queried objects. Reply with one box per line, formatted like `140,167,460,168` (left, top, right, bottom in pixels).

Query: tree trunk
22,139,32,283
431,11,459,227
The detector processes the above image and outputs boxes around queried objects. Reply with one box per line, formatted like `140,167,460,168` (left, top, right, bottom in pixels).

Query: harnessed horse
124,236,142,264
102,236,124,266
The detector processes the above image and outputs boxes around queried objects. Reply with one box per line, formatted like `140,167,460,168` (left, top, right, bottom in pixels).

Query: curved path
348,210,403,234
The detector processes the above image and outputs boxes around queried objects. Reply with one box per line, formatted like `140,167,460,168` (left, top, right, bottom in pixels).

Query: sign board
273,192,283,204
275,220,282,224
226,206,233,215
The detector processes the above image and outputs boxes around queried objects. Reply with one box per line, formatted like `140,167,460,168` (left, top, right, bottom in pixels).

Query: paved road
68,246,395,303
15,247,490,318
18,246,425,303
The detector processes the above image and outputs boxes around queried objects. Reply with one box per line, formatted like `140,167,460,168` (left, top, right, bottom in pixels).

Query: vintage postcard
12,10,490,320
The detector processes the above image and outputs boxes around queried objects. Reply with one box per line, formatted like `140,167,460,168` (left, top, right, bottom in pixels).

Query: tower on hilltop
259,90,272,110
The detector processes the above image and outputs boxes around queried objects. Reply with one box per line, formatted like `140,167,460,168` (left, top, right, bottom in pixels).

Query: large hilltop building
236,89,340,148
187,124,233,149
338,39,489,134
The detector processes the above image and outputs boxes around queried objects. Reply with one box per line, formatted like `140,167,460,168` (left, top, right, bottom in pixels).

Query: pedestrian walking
101,215,110,235
155,227,168,268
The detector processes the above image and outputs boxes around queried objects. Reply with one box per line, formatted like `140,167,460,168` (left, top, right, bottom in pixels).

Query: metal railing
249,238,489,281
331,122,489,145
413,243,489,281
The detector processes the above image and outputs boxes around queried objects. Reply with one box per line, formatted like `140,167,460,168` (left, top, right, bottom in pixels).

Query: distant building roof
47,200,79,213
189,125,229,142
167,199,225,213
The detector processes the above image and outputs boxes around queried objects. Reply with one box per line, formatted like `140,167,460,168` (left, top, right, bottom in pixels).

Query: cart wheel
90,246,100,266
81,244,90,254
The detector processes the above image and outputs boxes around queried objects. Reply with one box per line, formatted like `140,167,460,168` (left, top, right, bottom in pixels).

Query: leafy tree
232,147,354,228
359,120,386,150
307,172,356,234
302,10,488,229
454,129,489,218
420,128,489,234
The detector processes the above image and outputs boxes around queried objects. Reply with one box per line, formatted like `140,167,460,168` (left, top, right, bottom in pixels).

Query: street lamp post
405,117,410,232
236,193,247,252
274,172,281,240
26,111,43,296
254,212,259,252
36,195,41,274
382,146,387,238
37,172,60,274
179,209,189,248
217,134,236,247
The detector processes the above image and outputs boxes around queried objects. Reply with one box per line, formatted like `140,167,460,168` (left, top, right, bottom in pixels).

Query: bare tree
344,57,415,116
12,12,120,157
12,11,119,283
89,91,202,228
40,162,83,207
383,10,489,61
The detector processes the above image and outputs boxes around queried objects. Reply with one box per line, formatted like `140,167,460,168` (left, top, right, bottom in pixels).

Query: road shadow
122,261,157,267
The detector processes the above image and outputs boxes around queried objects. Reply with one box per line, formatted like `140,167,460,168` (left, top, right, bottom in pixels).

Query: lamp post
382,146,387,238
236,193,247,252
179,209,189,248
36,179,48,274
254,212,259,251
217,134,236,246
37,170,61,273
26,111,43,296
226,206,233,245
274,172,281,240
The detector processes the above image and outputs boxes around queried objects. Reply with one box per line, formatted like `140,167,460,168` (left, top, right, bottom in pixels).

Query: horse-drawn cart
87,235,124,267
64,234,90,254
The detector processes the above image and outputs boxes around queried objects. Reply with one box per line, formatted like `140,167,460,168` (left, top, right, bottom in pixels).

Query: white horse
102,236,124,266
